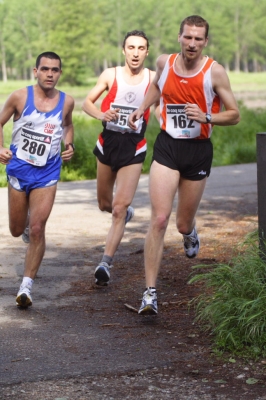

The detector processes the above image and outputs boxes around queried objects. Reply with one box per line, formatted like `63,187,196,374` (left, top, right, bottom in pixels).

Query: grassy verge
228,72,266,92
189,232,266,359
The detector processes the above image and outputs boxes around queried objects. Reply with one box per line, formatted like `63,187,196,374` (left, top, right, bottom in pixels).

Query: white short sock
22,277,34,288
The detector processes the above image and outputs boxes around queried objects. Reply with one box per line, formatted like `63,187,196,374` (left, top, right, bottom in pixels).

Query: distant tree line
0,0,265,85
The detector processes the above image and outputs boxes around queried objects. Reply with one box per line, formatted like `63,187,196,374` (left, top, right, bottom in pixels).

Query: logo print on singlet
180,79,188,84
24,121,35,129
125,92,136,103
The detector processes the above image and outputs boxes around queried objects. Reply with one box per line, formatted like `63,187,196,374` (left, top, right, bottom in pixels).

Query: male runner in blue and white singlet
0,51,75,307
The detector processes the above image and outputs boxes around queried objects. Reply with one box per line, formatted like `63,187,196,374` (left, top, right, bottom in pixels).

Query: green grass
228,72,266,92
210,103,262,166
60,116,99,181
189,231,266,359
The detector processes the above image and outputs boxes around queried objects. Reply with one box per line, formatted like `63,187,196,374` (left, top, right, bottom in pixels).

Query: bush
61,116,99,181
211,103,263,166
189,231,266,358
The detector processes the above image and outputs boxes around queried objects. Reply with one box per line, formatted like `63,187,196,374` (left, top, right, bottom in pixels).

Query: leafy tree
0,0,265,82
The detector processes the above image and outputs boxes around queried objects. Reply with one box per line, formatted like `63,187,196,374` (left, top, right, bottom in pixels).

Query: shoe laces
183,229,198,247
98,261,113,270
144,288,157,297
19,284,31,293
184,235,197,247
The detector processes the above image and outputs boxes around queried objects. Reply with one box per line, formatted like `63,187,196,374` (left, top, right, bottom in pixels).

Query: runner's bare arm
62,95,75,161
0,90,24,164
184,63,240,126
82,68,119,122
210,63,240,125
128,55,167,129
150,70,160,123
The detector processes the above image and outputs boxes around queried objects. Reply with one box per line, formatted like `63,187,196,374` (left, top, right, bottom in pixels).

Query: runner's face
34,57,62,90
123,36,148,71
178,24,208,60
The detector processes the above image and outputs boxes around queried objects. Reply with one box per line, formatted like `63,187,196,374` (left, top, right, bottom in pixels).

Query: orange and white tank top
101,67,151,135
158,53,222,139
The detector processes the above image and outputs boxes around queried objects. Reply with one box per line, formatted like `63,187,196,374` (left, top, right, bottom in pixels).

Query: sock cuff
184,227,196,237
22,277,34,287
102,255,113,265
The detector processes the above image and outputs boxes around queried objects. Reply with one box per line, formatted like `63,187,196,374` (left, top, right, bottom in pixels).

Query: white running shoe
94,262,112,286
16,284,32,307
22,226,30,244
125,206,134,224
138,288,158,315
183,227,200,258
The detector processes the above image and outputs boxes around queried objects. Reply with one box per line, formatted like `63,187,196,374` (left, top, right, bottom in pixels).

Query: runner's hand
0,147,12,165
128,109,144,130
184,103,206,123
101,108,120,122
62,144,74,162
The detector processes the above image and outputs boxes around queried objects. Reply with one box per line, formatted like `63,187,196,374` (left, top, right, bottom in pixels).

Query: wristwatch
68,143,75,151
205,113,212,124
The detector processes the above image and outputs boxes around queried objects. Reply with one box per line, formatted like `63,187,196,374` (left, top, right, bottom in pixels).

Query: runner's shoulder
7,87,27,106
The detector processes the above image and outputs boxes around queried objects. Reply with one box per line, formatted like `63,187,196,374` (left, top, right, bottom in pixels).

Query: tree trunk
225,62,230,72
234,50,240,72
253,58,258,72
0,36,7,81
234,7,240,72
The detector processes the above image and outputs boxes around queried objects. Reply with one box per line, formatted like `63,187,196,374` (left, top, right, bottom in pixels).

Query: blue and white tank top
7,85,66,181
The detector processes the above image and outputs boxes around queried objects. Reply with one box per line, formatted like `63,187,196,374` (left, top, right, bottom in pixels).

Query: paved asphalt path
0,163,258,390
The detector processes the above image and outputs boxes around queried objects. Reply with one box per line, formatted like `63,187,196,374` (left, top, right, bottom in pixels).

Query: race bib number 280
16,127,52,166
166,104,201,139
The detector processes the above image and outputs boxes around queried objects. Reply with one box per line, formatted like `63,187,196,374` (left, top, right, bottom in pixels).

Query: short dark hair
36,52,62,69
179,15,209,38
122,30,149,49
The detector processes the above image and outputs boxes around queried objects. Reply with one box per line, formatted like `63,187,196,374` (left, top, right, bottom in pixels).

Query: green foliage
1,1,266,82
189,231,266,358
142,114,160,173
211,103,262,166
60,116,99,181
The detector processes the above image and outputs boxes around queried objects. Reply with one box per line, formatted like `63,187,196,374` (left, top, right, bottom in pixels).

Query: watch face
206,114,211,123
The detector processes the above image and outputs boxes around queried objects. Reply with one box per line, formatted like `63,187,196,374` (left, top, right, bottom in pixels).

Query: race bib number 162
166,104,200,138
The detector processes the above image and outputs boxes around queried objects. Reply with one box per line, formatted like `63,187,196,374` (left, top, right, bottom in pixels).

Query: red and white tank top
101,67,151,135
158,54,222,139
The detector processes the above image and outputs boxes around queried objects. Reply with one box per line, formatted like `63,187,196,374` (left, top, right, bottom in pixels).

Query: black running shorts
152,130,213,181
93,129,147,172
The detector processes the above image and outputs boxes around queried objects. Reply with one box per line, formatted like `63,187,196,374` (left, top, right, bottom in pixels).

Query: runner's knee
177,219,194,235
112,203,128,220
9,224,24,237
151,213,169,232
98,198,112,212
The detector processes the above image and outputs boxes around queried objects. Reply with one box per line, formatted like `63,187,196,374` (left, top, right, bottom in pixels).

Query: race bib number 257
106,103,140,133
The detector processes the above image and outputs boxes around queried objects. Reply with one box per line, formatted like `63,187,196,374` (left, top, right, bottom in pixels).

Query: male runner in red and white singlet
83,30,157,286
